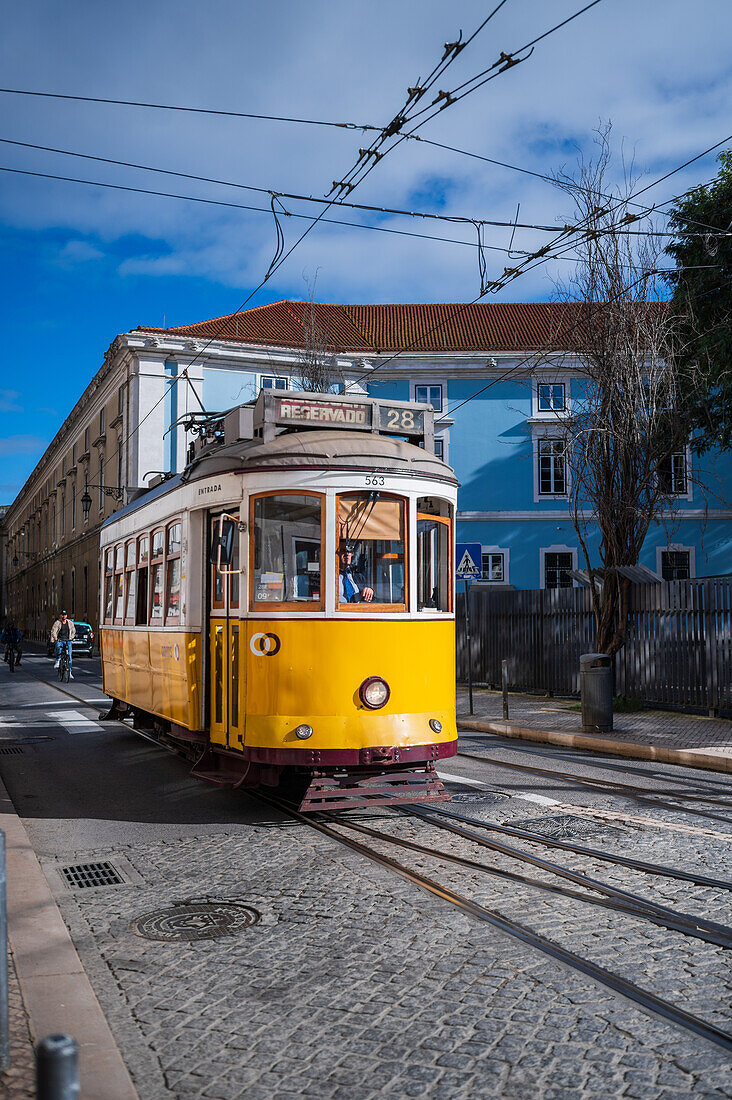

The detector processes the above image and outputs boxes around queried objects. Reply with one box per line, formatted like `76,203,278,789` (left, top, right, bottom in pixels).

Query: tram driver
338,541,374,603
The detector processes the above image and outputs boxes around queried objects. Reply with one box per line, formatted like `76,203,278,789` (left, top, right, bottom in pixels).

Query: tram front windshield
338,494,405,606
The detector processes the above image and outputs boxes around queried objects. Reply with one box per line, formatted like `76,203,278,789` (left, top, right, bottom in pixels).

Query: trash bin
580,653,613,732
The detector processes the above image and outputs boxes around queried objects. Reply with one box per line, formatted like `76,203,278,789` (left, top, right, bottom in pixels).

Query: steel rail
252,791,732,1053
395,806,732,947
330,814,732,948
456,750,732,824
418,802,732,891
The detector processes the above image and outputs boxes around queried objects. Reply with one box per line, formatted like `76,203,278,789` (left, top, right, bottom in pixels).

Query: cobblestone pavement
0,947,36,1100
49,792,732,1099
457,687,732,755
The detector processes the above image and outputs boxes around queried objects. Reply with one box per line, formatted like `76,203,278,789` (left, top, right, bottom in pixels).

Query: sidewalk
457,687,732,773
0,776,137,1099
1,947,35,1099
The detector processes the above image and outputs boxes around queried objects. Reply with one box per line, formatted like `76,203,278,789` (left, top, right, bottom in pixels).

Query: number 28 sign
379,406,424,434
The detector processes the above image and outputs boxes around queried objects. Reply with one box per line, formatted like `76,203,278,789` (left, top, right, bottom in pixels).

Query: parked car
46,621,95,657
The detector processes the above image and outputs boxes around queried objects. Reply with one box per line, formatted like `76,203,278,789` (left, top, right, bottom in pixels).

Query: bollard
36,1034,80,1100
501,660,509,721
0,830,7,1072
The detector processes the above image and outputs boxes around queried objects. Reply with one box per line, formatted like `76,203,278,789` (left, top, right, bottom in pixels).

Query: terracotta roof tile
135,300,661,355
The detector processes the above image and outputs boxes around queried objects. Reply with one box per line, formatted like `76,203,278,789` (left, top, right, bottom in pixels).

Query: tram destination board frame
254,389,435,449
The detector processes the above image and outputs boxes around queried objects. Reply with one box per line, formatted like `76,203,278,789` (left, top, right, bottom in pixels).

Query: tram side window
416,498,453,612
150,529,164,620
114,545,125,622
104,549,114,622
136,536,149,625
337,494,406,609
124,541,136,623
166,522,181,622
252,494,322,607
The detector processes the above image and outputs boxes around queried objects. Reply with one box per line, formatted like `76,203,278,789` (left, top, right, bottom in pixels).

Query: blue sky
1,0,732,499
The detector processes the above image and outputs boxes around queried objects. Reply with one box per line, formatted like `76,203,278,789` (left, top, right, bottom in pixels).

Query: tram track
455,748,732,823
252,790,732,1054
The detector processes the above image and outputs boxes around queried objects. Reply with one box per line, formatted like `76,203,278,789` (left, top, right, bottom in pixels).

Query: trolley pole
464,577,473,716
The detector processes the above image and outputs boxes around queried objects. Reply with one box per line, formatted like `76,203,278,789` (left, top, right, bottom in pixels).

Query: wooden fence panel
456,579,732,712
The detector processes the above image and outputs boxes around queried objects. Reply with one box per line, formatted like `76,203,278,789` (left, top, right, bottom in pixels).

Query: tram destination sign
273,396,425,436
276,397,371,428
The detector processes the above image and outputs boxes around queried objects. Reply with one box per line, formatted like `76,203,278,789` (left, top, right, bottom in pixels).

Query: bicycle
58,643,71,683
5,644,16,672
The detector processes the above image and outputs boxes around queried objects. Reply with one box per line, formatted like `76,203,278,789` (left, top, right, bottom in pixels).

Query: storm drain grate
511,814,623,840
61,862,124,889
130,902,261,942
0,745,24,755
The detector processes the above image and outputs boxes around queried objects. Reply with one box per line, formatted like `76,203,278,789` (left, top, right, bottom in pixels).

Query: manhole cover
449,790,509,805
62,861,124,889
511,814,622,840
130,902,261,942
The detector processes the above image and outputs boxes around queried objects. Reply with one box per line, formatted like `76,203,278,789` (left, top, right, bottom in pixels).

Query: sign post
455,544,481,716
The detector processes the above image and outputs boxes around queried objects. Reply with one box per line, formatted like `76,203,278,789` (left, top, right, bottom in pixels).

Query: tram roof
190,428,456,480
104,429,456,528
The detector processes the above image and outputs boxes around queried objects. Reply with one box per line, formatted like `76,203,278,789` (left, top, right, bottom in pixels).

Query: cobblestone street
50,785,732,1099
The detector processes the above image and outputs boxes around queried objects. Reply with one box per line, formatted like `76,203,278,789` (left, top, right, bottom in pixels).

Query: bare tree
294,278,345,393
537,125,690,656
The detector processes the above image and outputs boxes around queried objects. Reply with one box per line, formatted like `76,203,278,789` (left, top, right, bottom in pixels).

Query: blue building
132,300,732,589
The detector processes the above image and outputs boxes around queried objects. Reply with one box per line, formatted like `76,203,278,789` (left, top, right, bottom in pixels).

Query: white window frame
531,374,571,419
540,545,578,590
479,545,510,585
433,434,448,463
411,380,445,414
259,374,289,392
656,544,695,581
532,429,569,502
657,447,693,502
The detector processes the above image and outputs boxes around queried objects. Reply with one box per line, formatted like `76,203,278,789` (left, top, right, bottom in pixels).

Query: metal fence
456,579,732,714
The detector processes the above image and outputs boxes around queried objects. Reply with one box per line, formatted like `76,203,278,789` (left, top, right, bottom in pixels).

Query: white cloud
0,0,730,303
0,434,49,456
0,389,22,412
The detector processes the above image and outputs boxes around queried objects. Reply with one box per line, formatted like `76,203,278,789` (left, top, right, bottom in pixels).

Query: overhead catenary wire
0,86,380,132
339,0,606,198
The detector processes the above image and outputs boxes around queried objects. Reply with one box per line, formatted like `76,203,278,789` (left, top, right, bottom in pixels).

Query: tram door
208,513,244,748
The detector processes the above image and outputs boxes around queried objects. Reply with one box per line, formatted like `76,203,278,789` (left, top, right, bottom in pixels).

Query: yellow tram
99,390,458,809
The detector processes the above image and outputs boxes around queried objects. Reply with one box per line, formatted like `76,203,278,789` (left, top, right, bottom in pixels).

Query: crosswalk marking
46,709,101,734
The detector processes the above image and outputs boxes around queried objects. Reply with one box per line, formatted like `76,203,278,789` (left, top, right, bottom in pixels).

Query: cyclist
1,620,22,667
50,611,76,680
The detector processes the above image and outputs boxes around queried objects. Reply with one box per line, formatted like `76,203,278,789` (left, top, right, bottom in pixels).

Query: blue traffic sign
455,543,482,579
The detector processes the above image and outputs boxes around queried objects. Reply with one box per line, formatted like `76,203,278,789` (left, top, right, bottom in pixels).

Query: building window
99,451,105,510
414,384,443,413
481,552,505,582
544,551,574,589
61,494,65,536
538,383,566,412
260,375,288,390
71,482,76,530
434,438,444,460
84,427,89,452
658,452,688,496
538,438,566,495
99,407,105,434
661,550,690,580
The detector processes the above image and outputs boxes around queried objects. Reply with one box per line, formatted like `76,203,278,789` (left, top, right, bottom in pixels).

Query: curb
0,776,138,1099
457,719,732,774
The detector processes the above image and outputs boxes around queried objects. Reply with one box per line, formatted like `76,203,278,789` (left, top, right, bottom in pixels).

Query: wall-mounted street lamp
81,484,125,522
12,549,35,567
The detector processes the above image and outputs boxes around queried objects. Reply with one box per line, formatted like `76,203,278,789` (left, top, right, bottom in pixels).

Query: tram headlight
429,719,442,734
359,677,390,710
295,724,313,740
